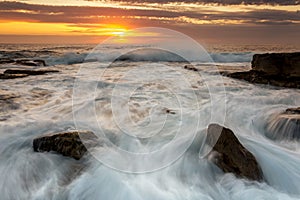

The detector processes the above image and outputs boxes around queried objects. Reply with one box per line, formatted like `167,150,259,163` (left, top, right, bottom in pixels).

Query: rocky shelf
227,52,300,89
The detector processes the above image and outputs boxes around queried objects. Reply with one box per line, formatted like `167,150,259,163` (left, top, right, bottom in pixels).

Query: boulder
33,131,98,160
265,107,300,140
206,124,264,181
252,53,300,77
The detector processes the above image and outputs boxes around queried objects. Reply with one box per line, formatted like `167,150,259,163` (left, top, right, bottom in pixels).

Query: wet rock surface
33,131,98,160
227,53,300,89
266,107,300,140
206,124,264,181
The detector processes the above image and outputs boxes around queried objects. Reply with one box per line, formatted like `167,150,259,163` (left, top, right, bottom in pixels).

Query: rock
265,107,300,140
228,70,300,89
33,131,98,160
227,52,300,89
0,73,29,79
0,58,47,66
252,53,300,77
3,69,59,76
184,65,198,71
0,59,15,64
206,124,264,181
285,107,300,115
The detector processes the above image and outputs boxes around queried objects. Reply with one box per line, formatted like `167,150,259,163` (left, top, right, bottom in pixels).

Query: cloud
0,1,299,26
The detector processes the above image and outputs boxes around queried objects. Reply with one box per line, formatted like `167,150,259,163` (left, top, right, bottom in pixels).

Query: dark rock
184,65,198,72
227,53,300,89
285,107,300,115
0,58,46,66
0,73,29,79
0,59,15,64
265,107,300,140
206,124,264,181
33,131,98,160
4,69,59,76
252,53,300,77
16,59,46,67
165,109,176,114
228,70,300,89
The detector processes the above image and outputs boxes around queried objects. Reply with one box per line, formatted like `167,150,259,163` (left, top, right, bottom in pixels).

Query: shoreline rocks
227,52,300,89
206,124,264,181
33,131,98,160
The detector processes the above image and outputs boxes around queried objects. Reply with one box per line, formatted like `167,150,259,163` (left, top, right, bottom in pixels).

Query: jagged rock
206,124,264,181
266,107,300,140
33,131,98,160
4,69,59,75
227,53,300,89
252,53,300,77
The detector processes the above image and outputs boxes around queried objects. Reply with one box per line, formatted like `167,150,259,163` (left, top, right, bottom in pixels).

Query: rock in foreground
206,124,264,181
33,131,98,160
227,52,300,89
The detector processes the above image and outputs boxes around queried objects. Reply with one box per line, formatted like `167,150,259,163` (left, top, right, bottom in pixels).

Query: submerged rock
33,131,98,160
227,52,300,89
266,107,300,140
206,124,264,181
0,91,20,113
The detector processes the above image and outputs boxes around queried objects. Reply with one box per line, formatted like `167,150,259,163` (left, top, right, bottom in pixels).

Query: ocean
0,42,299,200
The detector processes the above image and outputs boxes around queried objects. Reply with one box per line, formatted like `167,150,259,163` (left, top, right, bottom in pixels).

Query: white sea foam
0,44,299,199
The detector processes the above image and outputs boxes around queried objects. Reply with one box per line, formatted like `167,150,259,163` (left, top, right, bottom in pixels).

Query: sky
0,0,299,44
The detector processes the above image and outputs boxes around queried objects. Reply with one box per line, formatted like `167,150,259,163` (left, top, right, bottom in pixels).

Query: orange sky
0,0,299,44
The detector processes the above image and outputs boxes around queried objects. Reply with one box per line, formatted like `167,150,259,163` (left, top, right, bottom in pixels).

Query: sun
112,31,126,37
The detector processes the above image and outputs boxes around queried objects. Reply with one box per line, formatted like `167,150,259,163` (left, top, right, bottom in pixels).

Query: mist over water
0,43,299,199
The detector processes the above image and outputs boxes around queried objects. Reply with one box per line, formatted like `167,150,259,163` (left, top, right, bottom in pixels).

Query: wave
44,50,253,66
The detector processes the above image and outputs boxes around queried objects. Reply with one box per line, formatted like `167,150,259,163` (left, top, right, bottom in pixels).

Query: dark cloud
0,1,299,26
